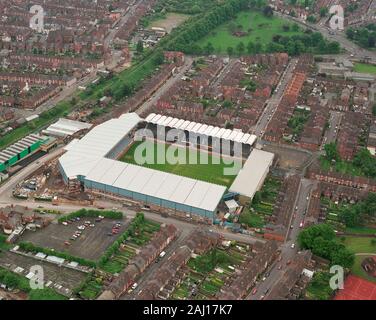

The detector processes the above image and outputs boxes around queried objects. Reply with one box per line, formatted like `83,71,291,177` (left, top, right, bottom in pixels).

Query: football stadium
58,112,275,222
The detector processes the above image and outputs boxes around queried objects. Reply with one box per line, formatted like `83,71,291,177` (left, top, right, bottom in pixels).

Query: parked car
64,241,71,246
251,288,257,295
62,222,68,226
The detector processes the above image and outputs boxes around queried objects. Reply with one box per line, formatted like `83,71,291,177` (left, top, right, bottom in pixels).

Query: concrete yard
20,217,130,261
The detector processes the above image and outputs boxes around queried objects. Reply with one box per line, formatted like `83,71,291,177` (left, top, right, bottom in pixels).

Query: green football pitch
119,140,241,187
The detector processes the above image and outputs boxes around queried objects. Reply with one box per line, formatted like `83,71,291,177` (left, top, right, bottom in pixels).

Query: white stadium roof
59,113,226,213
229,149,274,199
144,113,257,146
59,113,141,178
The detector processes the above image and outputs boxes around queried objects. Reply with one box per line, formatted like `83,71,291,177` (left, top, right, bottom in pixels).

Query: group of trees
58,208,123,223
298,224,354,268
323,143,376,179
338,193,376,228
352,148,376,178
219,30,340,57
153,0,219,15
163,0,266,53
324,142,340,162
346,24,376,49
264,31,340,55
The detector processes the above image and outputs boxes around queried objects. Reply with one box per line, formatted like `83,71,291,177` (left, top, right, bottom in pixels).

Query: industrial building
229,149,275,204
0,134,48,173
58,112,274,221
42,118,92,138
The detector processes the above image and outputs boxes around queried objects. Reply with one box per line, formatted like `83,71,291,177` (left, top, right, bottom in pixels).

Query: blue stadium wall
84,178,216,220
58,161,68,184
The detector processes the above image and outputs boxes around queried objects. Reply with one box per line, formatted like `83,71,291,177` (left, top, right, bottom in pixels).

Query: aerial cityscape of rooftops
0,0,375,304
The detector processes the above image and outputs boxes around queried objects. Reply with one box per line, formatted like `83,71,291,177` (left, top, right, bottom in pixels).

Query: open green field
354,62,376,75
196,11,302,53
345,226,376,235
120,140,240,187
338,236,376,254
351,255,376,284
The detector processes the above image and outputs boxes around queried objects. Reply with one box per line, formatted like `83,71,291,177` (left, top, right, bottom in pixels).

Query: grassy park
353,62,376,75
197,11,302,53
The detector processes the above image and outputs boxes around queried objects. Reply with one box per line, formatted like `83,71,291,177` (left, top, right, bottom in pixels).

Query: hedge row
58,208,123,223
98,212,145,267
18,242,96,268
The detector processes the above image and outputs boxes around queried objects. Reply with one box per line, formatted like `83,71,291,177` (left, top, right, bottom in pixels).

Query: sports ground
119,140,241,187
334,275,376,300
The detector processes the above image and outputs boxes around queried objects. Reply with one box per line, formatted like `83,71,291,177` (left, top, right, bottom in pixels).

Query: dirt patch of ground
263,144,311,170
150,13,190,33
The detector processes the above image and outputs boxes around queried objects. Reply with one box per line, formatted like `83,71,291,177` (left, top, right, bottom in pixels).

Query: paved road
322,111,343,148
247,178,316,300
275,11,376,62
253,58,298,138
104,1,139,49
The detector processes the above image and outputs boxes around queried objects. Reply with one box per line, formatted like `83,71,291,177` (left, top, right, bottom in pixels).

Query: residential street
247,178,316,300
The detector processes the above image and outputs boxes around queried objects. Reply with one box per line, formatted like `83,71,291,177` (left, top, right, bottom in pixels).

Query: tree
320,7,329,17
247,41,255,54
373,104,376,116
307,15,317,23
324,143,339,162
204,42,215,55
298,224,354,268
254,42,263,53
136,40,144,54
298,223,336,249
292,23,299,32
282,24,290,32
262,5,273,17
227,46,234,56
252,191,262,205
236,41,245,55
339,207,361,228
